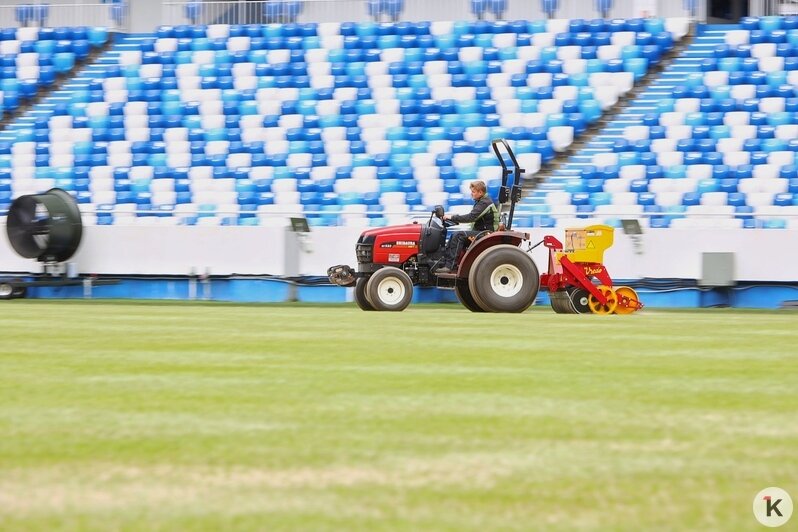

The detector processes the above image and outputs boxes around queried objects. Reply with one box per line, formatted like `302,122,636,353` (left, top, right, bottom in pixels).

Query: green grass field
1,301,796,531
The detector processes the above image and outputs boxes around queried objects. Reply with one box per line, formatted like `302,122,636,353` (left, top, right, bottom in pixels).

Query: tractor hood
357,223,422,244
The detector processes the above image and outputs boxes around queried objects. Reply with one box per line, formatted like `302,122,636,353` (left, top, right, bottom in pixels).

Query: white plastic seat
227,36,250,52
414,166,440,180
206,24,230,39
547,126,573,152
666,18,690,40
538,99,563,114
751,43,776,58
730,85,755,101
177,77,201,90
155,38,177,53
274,191,301,205
380,191,407,206
452,153,478,169
416,180,443,194
531,32,555,47
603,178,630,193
188,166,212,180
731,125,757,140
167,154,191,167
486,73,511,87
365,62,388,76
724,111,750,126
226,153,251,168
657,151,684,167
775,124,798,140
118,50,141,66
703,70,729,87
151,190,177,206
527,73,553,88
49,142,73,155
759,56,785,73
516,153,542,175
500,59,526,75
659,112,686,127
410,153,435,168
624,126,650,141
129,167,153,181
108,153,133,167
723,151,751,167
279,115,303,129
592,152,619,167
123,115,148,128
611,32,636,47
619,165,646,180
686,165,712,180
610,192,638,205
351,167,376,180
556,46,581,61
716,138,744,153
463,127,490,143
308,167,333,181
496,99,520,114
427,140,453,154
767,152,793,167
334,179,379,194
654,191,684,207
477,167,502,181
593,86,619,109
517,46,541,61
249,167,274,180
380,48,404,63
285,153,313,168
597,45,622,60
725,30,749,46
458,46,482,62
687,205,734,217
739,178,787,193
744,192,775,207
674,98,700,113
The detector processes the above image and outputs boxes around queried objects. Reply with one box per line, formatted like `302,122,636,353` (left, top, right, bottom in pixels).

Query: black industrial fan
6,188,83,263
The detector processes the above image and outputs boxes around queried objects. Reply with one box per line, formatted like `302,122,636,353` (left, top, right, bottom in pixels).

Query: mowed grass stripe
0,301,796,530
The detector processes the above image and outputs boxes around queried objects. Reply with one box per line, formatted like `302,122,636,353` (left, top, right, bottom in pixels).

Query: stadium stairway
519,23,728,227
0,34,114,138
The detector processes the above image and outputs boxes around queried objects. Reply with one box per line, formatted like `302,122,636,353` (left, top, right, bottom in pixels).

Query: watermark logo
753,487,793,527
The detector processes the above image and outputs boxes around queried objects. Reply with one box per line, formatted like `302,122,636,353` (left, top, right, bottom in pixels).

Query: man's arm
450,197,491,224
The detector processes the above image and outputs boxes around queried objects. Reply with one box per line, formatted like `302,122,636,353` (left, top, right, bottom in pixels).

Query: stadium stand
528,15,798,230
0,17,686,228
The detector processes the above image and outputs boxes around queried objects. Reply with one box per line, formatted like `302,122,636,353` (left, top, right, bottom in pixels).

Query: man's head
469,180,487,200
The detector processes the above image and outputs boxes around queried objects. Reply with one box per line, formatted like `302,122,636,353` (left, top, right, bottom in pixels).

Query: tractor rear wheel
354,277,375,311
366,267,413,311
468,245,539,313
455,279,485,312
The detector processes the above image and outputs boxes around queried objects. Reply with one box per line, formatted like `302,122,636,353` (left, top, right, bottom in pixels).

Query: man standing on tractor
436,180,500,273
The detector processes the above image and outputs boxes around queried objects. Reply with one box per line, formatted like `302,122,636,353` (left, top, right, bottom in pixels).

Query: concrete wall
1,225,796,282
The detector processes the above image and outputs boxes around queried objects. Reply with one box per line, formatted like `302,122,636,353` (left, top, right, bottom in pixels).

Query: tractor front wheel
354,277,375,311
468,245,539,313
366,267,413,311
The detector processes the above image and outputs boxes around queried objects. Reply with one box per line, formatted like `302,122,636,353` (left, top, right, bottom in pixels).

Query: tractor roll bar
490,138,524,231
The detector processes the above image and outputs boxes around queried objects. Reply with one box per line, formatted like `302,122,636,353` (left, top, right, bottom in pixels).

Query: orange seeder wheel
588,285,618,315
613,286,640,314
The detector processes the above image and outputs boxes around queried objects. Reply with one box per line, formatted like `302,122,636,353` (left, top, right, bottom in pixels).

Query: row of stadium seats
154,18,686,39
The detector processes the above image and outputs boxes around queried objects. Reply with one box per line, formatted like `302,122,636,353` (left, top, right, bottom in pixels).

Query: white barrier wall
1,225,797,281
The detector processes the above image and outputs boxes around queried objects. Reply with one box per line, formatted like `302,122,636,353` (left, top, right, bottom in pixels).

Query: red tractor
328,139,644,314
328,139,541,312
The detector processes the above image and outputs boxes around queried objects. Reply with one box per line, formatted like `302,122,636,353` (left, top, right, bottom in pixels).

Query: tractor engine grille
356,243,373,263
